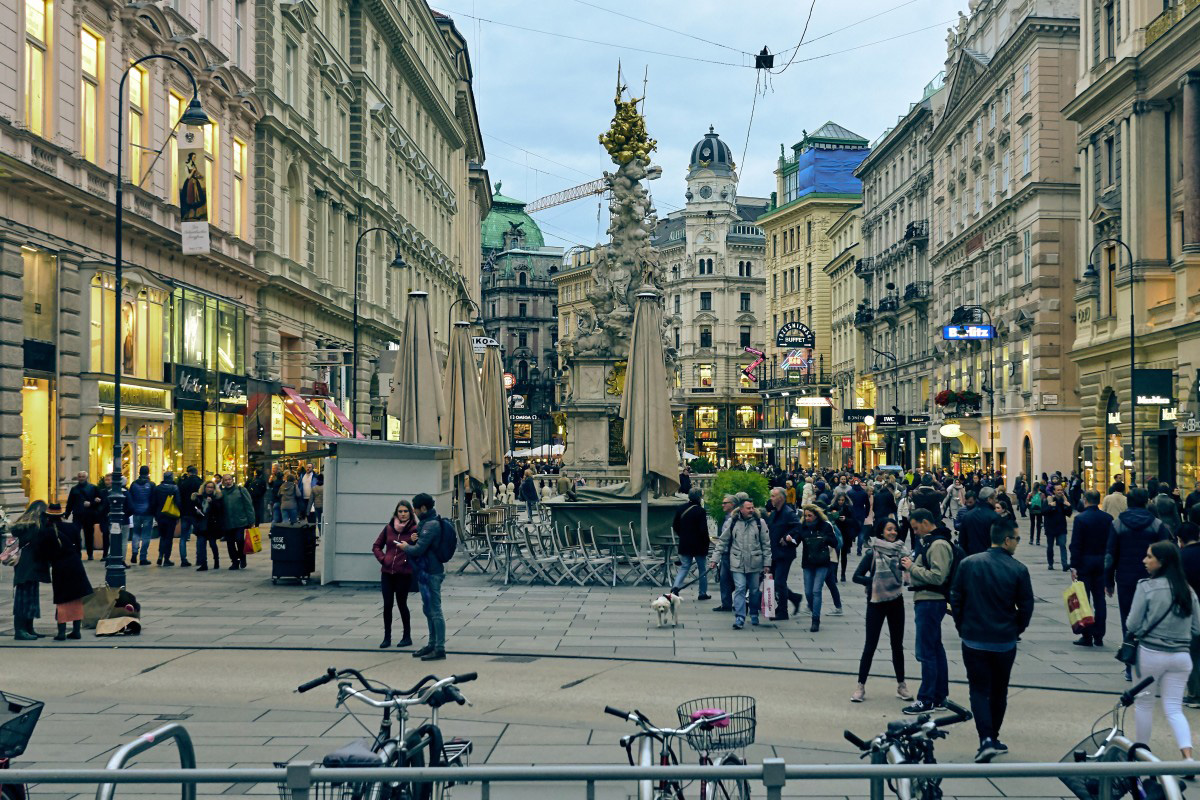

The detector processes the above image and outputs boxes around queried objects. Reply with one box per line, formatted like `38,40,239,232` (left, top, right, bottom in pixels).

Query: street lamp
108,55,209,589
1085,237,1137,485
352,227,406,438
950,304,996,473
448,296,482,334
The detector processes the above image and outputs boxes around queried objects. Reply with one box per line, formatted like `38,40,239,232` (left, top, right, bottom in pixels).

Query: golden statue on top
598,79,657,166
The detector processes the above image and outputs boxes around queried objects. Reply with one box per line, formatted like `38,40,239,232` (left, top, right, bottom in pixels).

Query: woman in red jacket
373,500,417,649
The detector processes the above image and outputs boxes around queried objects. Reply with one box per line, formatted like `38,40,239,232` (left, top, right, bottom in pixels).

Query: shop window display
90,274,165,379
20,377,55,502
172,289,245,373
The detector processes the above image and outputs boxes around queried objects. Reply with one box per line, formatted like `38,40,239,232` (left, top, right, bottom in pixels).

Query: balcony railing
877,295,900,314
853,308,874,327
904,220,929,242
758,372,830,390
854,257,875,277
903,281,932,304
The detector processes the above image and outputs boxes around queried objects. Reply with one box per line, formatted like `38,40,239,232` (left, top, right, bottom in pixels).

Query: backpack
1030,492,1044,512
917,534,965,596
433,517,458,563
802,527,831,567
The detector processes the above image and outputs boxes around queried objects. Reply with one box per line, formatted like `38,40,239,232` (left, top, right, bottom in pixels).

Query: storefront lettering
179,373,206,394
98,381,171,411
1162,407,1178,422
1107,411,1122,425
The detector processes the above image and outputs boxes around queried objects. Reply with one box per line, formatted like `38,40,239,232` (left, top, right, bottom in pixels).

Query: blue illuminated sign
942,324,995,340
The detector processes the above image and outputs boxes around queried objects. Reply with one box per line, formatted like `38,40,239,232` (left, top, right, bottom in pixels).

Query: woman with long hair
9,501,51,640
1028,481,1045,545
828,493,859,582
1128,540,1200,761
798,504,840,633
850,518,912,703
372,500,417,648
191,480,222,571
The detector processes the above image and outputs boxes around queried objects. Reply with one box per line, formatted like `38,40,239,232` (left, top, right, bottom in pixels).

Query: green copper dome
481,182,545,251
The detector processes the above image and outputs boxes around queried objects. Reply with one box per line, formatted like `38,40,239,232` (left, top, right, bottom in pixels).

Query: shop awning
322,399,366,439
281,387,339,437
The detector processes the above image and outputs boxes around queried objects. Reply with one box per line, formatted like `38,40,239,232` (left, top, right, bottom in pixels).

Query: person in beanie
902,509,954,714
126,465,156,566
152,471,180,566
670,489,711,599
41,504,93,641
401,493,447,661
951,517,1034,763
9,501,51,640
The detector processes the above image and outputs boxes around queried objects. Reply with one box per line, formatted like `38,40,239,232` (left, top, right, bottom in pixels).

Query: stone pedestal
561,356,629,483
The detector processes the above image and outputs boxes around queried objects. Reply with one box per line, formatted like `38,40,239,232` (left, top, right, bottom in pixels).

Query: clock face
699,186,712,199
700,145,713,160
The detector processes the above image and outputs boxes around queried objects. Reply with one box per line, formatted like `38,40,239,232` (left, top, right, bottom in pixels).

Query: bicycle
1059,676,1185,800
0,690,43,800
290,667,476,800
604,694,755,800
843,699,972,800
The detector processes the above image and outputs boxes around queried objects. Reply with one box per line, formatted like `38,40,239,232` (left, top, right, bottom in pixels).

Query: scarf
868,537,909,603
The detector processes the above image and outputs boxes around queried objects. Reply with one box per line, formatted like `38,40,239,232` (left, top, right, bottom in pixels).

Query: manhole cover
490,655,538,663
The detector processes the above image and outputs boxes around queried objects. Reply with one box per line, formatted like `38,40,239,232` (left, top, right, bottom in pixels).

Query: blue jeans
731,571,761,624
1047,533,1068,568
178,516,195,561
418,572,446,649
914,600,949,705
281,507,298,524
671,555,707,596
130,514,155,562
719,553,734,608
802,565,830,618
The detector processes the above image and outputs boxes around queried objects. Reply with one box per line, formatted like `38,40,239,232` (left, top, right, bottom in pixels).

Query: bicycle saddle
689,709,730,728
322,738,385,768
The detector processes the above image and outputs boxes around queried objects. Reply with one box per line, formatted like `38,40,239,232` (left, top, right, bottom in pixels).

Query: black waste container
270,522,317,585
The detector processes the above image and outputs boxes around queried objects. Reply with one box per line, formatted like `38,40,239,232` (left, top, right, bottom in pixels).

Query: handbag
0,535,21,567
760,576,777,619
160,493,180,519
1116,607,1172,666
1063,581,1096,633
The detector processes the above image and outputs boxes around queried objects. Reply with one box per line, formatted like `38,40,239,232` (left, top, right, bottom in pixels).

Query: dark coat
65,482,100,525
950,547,1035,644
178,474,204,515
846,486,871,523
910,486,944,519
1041,495,1073,538
1181,543,1200,600
1070,507,1113,572
1105,508,1170,589
672,501,710,557
151,477,179,516
40,519,93,605
765,502,801,562
958,505,1001,556
11,519,51,586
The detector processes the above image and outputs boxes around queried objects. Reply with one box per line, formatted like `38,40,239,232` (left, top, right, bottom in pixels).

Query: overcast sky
433,0,964,249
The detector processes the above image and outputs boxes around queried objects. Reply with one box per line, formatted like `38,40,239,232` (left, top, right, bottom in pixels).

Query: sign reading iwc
775,321,815,349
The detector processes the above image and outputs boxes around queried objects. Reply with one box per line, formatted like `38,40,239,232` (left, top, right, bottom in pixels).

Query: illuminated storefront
21,246,58,502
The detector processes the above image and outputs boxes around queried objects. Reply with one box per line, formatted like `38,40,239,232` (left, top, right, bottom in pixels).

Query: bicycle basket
1057,734,1136,800
274,763,380,800
0,692,43,761
676,696,755,752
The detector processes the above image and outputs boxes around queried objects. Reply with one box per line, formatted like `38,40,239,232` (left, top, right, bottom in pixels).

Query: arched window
518,272,527,287
745,262,752,277
286,166,302,261
518,359,528,380
1022,435,1032,481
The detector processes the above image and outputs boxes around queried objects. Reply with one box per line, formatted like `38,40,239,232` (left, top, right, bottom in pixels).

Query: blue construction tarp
794,147,870,197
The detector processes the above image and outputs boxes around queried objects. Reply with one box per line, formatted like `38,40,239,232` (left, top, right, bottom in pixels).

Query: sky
431,0,965,250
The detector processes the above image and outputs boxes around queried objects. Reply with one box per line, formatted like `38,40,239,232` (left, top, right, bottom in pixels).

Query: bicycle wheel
704,753,750,800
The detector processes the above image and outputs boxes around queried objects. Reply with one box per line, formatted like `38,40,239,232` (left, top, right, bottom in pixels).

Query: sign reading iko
775,321,815,349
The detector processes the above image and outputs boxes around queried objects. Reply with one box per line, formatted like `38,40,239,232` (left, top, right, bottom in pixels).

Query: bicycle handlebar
297,668,473,704
845,699,973,752
453,672,478,684
844,730,868,751
1121,676,1155,707
602,705,728,738
604,706,633,720
297,669,336,693
931,699,973,728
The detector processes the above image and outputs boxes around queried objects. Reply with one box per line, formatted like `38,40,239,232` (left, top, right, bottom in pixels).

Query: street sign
877,414,905,427
942,324,995,340
472,336,499,355
503,372,516,390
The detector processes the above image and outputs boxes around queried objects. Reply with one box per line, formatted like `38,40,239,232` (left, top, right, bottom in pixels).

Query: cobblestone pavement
0,537,1182,798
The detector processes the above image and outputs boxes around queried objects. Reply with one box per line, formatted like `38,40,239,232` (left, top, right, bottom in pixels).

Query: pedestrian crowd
665,463,1200,765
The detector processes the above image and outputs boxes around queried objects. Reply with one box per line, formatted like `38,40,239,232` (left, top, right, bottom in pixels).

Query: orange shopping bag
1063,581,1095,633
244,526,263,555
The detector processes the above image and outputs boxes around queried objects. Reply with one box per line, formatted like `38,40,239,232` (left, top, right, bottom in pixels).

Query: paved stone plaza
0,542,1182,798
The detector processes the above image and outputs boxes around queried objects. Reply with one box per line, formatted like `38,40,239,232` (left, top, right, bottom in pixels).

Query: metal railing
0,756,1192,800
95,724,197,800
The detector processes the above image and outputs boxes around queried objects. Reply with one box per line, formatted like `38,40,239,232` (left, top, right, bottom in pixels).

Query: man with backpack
126,466,156,566
401,493,454,661
950,517,1034,763
901,508,960,715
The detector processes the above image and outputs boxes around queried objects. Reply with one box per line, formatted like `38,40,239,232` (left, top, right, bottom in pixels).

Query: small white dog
651,593,682,627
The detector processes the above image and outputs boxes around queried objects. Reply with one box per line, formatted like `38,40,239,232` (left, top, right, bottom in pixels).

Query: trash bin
270,522,317,585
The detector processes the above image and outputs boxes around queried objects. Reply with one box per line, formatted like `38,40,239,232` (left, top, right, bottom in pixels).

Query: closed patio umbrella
443,321,488,488
480,342,510,492
620,286,680,549
386,290,444,445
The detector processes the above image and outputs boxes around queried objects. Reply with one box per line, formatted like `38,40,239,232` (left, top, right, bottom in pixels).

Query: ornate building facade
756,123,869,469
928,0,1080,480
651,128,768,467
1065,0,1200,491
823,207,869,470
480,187,562,450
855,76,945,469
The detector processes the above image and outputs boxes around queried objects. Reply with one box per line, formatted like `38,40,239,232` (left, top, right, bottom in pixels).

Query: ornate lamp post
351,228,405,438
108,55,210,589
1084,237,1137,484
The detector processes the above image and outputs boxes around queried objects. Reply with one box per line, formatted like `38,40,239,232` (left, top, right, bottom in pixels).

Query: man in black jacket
65,471,100,559
910,474,945,521
765,487,803,620
1042,483,1073,571
958,487,1001,556
177,466,203,568
950,517,1034,763
1069,490,1111,647
669,489,710,600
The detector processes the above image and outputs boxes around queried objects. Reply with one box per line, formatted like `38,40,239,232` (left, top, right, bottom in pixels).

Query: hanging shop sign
472,336,499,355
219,373,248,409
775,321,815,349
270,395,285,440
178,125,211,255
941,324,995,340
877,414,905,427
907,414,931,426
843,408,874,423
1134,369,1174,406
781,349,814,372
841,436,853,449
175,365,210,410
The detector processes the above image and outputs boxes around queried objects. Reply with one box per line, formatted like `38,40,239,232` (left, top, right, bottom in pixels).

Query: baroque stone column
1183,72,1200,252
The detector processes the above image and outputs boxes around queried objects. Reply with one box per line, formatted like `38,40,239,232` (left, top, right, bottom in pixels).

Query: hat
978,487,997,502
46,502,64,516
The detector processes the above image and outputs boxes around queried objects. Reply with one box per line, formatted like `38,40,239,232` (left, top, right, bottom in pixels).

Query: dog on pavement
651,593,682,627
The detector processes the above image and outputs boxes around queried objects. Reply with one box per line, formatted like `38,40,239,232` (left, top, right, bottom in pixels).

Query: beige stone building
855,75,946,470
652,128,769,467
928,0,1080,480
553,244,606,361
757,123,870,469
1065,0,1200,491
822,207,868,470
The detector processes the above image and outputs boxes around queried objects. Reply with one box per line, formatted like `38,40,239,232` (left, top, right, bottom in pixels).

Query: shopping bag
160,494,180,518
1063,580,1095,633
245,526,263,554
761,576,777,620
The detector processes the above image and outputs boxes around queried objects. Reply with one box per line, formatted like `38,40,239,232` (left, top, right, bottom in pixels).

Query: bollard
285,761,313,800
761,757,786,800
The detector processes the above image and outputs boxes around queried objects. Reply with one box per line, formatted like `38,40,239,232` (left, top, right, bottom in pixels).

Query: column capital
1180,71,1200,89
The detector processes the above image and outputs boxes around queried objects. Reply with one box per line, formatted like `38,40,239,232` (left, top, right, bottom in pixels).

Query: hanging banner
178,125,210,255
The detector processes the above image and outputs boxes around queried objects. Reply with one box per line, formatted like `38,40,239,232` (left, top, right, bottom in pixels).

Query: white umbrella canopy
621,286,680,505
386,291,444,445
442,322,488,489
479,343,510,487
